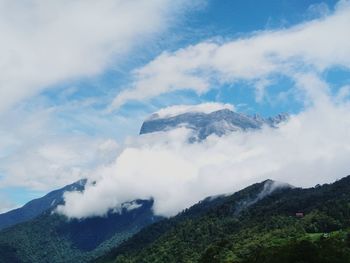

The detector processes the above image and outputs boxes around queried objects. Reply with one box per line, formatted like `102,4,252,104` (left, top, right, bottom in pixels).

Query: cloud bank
0,0,189,114
111,0,350,109
57,76,350,218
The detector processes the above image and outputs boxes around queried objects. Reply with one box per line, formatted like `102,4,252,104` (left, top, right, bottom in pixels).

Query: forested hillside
2,176,350,263
0,200,160,263
97,176,350,263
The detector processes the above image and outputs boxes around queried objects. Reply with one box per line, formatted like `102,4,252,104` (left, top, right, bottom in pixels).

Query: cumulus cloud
0,0,190,113
111,0,350,109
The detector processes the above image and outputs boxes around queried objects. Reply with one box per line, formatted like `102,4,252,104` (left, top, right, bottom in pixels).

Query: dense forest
1,176,350,263
97,177,350,263
0,200,160,263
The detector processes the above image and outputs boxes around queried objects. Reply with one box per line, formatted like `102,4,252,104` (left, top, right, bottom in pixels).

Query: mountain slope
97,176,350,263
96,180,291,262
0,179,86,231
0,199,161,263
140,109,288,140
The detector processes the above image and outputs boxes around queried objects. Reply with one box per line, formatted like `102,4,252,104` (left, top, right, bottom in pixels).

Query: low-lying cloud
57,75,350,218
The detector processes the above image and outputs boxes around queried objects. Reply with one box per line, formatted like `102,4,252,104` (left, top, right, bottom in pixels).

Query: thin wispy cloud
0,0,197,197
111,0,350,109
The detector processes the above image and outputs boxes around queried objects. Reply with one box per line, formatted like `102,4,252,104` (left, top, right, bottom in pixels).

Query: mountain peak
140,106,289,140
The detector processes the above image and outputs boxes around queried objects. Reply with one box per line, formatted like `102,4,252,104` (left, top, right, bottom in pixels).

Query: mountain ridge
96,175,350,263
0,178,289,263
0,179,86,231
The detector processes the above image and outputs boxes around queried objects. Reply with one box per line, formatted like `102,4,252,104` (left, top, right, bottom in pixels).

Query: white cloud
57,75,350,218
111,0,350,109
0,103,120,191
0,0,197,195
0,135,119,191
0,0,190,113
150,102,234,119
3,0,350,221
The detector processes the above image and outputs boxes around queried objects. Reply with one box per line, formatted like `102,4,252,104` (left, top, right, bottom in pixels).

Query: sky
0,0,350,215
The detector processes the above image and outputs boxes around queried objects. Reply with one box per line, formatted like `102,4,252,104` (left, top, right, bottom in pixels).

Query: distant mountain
0,179,162,262
97,176,350,263
0,199,161,263
140,109,288,140
0,179,86,231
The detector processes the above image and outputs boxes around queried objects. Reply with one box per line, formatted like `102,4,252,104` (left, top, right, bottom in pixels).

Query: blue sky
0,0,349,212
